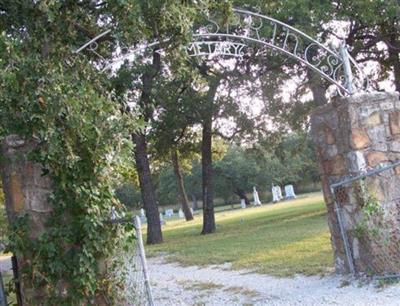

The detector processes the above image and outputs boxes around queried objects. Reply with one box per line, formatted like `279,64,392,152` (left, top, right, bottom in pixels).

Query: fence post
134,216,155,306
11,256,22,306
331,192,356,276
0,270,7,306
339,43,355,94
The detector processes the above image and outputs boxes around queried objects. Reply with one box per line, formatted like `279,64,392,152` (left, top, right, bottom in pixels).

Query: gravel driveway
148,256,400,306
2,255,400,305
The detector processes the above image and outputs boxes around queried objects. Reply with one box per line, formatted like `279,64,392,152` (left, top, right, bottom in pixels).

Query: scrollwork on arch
74,8,369,96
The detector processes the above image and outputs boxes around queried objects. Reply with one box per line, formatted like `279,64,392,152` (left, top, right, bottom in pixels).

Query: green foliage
353,221,369,240
155,166,179,207
353,180,386,241
214,145,263,201
212,134,319,202
1,54,133,303
115,183,142,208
0,1,232,302
0,2,137,303
0,186,7,253
137,133,319,207
377,276,400,288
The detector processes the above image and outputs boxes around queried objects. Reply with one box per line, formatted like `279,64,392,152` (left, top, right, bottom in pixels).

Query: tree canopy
0,0,397,303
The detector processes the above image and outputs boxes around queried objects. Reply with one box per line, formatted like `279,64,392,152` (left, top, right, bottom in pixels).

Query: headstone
190,207,194,215
165,209,174,218
111,206,119,220
253,186,262,206
276,185,283,200
272,185,280,203
159,212,165,225
140,208,146,222
178,208,184,218
240,199,246,209
284,184,296,199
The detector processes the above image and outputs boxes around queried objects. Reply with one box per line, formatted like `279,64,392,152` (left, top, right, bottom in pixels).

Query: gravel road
2,255,400,305
148,256,400,306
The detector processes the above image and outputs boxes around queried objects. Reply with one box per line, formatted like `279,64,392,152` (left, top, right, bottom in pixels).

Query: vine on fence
353,179,387,241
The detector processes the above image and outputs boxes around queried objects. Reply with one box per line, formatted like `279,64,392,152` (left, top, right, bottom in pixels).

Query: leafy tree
214,146,259,205
213,136,318,204
184,160,203,209
110,1,233,241
148,72,199,220
171,150,194,220
333,0,400,92
115,183,142,209
273,133,320,185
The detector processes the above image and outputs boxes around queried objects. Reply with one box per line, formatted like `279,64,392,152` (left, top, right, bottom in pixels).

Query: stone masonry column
1,136,112,304
311,92,400,275
0,135,53,302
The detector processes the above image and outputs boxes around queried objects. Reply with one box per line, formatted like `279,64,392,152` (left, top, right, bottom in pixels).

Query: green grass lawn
145,193,334,277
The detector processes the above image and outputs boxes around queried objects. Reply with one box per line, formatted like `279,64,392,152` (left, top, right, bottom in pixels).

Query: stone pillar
1,135,112,304
0,135,53,237
0,135,53,302
311,92,400,274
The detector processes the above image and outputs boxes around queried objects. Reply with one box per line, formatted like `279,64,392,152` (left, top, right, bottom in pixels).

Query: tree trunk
234,188,250,205
387,37,400,94
132,133,163,244
199,76,221,235
171,150,193,221
306,44,328,106
133,50,163,245
307,69,328,106
201,115,216,234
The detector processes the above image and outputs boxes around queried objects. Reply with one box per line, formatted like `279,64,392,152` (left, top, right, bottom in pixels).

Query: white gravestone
253,187,262,206
165,209,174,218
272,185,284,202
276,185,283,200
159,212,165,225
272,185,280,203
111,206,119,220
240,199,246,209
140,208,146,222
178,208,185,218
284,185,296,199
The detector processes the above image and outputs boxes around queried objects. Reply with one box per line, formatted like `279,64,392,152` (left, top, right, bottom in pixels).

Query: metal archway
75,8,369,96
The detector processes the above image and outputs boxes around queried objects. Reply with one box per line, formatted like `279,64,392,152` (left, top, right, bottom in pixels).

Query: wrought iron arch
75,8,369,96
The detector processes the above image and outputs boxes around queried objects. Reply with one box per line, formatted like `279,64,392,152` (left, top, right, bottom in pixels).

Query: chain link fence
331,161,400,278
0,215,154,306
0,255,20,306
0,271,8,306
113,216,154,306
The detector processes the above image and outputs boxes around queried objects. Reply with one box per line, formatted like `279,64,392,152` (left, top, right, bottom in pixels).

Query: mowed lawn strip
145,193,334,277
